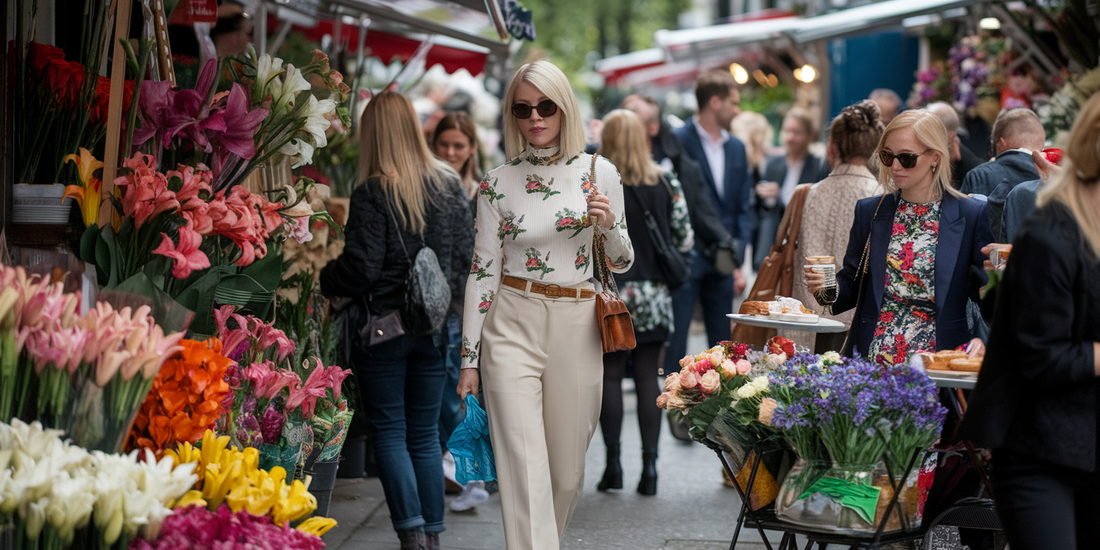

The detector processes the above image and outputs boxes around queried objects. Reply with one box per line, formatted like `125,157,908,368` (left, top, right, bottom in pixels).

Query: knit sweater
460,146,634,368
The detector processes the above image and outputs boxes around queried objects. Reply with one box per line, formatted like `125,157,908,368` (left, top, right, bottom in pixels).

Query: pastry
949,358,982,372
739,301,771,316
927,350,967,371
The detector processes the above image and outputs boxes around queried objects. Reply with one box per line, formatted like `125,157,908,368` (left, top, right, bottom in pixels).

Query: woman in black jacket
320,91,473,550
959,92,1100,550
595,109,694,496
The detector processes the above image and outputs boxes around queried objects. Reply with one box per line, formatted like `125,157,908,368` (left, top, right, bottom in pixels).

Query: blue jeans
353,333,446,533
439,314,466,447
665,251,734,373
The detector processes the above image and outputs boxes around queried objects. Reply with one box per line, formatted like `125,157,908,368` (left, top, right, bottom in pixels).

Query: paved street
319,326,783,550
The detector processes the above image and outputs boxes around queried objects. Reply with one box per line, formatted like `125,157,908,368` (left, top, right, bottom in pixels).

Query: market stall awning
274,16,492,75
654,0,986,63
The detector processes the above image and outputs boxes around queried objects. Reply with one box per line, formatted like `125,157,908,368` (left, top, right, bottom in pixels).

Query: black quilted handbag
386,202,451,335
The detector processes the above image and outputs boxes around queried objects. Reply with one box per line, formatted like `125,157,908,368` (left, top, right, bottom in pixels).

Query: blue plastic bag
446,394,496,484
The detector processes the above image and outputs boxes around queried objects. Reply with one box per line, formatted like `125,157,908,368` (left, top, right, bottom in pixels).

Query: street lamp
729,63,749,85
794,64,817,83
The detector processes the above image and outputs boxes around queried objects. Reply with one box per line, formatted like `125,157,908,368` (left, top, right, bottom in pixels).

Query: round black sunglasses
511,100,558,120
879,149,931,169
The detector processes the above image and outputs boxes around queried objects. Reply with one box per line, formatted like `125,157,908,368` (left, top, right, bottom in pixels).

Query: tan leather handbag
731,183,812,347
590,154,636,353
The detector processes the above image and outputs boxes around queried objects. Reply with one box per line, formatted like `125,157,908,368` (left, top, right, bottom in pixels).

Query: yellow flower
225,468,281,517
173,490,208,510
296,517,338,537
62,148,105,227
271,478,317,525
165,441,204,482
202,460,242,510
200,430,232,469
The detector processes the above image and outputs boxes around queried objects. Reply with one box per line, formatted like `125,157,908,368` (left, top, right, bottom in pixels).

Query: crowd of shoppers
318,50,1098,549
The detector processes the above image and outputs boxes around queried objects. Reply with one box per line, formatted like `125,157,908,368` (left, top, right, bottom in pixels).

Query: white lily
272,64,310,116
252,54,285,105
21,498,47,539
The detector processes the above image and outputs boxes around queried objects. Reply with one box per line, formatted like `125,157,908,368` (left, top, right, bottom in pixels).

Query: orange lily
63,148,104,227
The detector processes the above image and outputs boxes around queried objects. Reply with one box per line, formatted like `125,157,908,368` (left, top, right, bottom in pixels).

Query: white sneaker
449,481,489,512
442,451,462,494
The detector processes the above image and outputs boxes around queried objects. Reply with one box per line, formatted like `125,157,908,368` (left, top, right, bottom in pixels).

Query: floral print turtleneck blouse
460,146,635,368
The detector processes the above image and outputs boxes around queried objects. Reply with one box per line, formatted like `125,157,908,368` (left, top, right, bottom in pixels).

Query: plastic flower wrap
126,338,234,453
0,418,197,549
163,430,331,528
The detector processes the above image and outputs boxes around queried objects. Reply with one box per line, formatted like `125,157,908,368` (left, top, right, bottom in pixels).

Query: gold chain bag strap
590,154,637,353
837,193,889,356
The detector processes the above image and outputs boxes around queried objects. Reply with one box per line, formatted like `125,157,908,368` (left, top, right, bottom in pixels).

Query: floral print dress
869,199,940,366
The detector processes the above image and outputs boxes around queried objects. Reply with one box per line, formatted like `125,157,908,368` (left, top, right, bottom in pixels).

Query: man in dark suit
927,102,986,188
959,107,1045,239
753,106,830,269
667,69,755,377
620,94,736,269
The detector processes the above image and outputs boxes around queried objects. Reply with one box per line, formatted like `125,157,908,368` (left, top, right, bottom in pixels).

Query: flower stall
658,336,947,543
2,1,359,547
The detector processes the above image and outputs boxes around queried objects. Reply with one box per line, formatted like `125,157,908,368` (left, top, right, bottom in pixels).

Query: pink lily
152,222,211,279
286,358,329,418
97,350,130,386
325,366,351,401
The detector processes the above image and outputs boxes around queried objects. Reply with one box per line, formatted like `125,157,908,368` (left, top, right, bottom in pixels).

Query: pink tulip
97,350,131,386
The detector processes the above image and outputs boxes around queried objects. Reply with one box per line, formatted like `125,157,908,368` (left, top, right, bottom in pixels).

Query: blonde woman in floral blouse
807,110,992,365
455,60,633,550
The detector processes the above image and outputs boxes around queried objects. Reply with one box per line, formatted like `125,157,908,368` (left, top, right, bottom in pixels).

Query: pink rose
656,393,670,409
699,370,721,394
735,358,752,376
693,359,711,374
664,372,681,392
758,397,778,426
679,369,699,389
678,355,694,369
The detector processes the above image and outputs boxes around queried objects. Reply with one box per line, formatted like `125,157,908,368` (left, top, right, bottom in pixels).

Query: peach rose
700,370,721,394
708,351,725,368
765,353,788,368
679,369,699,389
758,397,779,426
679,355,695,369
656,393,670,409
735,358,752,376
719,359,737,380
664,372,682,392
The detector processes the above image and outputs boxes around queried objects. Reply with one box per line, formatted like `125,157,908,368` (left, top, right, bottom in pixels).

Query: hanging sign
168,0,218,25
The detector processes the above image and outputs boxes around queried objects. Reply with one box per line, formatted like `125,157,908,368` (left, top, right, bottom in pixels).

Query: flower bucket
304,456,339,517
776,459,921,536
12,183,73,224
336,435,366,479
719,438,792,511
62,376,147,454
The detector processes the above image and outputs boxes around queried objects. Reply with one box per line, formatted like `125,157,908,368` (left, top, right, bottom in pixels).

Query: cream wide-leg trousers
480,281,603,550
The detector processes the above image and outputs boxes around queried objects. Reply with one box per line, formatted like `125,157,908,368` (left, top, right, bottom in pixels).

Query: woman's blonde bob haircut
358,91,455,233
502,60,586,164
1038,91,1100,257
598,109,661,187
872,110,963,201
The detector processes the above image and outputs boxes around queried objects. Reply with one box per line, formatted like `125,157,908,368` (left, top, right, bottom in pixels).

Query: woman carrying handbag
320,91,474,550
594,109,694,497
455,60,634,550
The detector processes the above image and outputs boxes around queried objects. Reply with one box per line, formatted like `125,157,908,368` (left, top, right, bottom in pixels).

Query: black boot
397,528,426,550
637,448,658,496
597,443,623,491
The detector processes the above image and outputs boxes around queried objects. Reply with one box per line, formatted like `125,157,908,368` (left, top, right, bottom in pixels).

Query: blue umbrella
446,394,497,485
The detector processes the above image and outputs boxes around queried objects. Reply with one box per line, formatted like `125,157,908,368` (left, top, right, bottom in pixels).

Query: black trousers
992,448,1100,550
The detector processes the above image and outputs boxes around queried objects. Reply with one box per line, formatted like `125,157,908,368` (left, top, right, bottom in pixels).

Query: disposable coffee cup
806,256,835,265
805,261,837,288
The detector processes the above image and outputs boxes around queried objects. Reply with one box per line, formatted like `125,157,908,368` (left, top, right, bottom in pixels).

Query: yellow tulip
63,148,104,228
202,460,242,510
296,517,338,537
200,431,231,472
271,479,317,525
173,490,208,510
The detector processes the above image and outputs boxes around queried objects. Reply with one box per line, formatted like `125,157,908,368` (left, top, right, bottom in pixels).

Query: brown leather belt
501,275,596,300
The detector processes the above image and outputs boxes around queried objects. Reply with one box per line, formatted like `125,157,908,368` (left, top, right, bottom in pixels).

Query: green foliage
274,269,343,371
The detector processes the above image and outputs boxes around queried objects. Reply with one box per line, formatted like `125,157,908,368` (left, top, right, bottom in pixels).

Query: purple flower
131,504,324,550
260,404,286,445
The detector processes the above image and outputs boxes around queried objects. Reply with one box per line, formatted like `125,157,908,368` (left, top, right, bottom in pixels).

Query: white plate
776,313,820,324
727,313,846,333
925,369,978,379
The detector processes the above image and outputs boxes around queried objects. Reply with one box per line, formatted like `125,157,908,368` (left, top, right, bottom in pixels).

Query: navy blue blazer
833,191,994,357
674,123,755,253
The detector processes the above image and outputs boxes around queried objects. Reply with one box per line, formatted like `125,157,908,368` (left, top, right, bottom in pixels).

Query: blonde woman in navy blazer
808,110,994,363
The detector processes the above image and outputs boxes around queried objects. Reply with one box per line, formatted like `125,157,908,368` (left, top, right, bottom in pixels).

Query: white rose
751,376,769,392
736,384,757,399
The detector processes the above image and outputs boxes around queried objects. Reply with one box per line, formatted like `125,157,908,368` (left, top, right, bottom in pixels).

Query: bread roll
740,301,771,316
927,350,967,371
949,358,982,372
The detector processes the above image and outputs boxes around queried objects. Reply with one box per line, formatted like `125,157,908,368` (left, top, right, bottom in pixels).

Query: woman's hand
805,267,826,293
966,337,985,359
457,368,480,407
1032,150,1063,181
587,191,616,229
981,243,1012,272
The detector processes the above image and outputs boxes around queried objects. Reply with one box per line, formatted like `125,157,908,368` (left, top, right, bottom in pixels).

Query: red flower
900,242,915,270
892,223,905,236
913,204,930,216
902,272,922,286
526,258,538,268
27,42,64,75
879,311,894,323
874,325,886,337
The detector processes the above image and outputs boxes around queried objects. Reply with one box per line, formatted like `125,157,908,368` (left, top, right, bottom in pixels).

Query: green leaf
96,228,122,288
173,267,233,337
79,224,101,266
110,273,196,334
